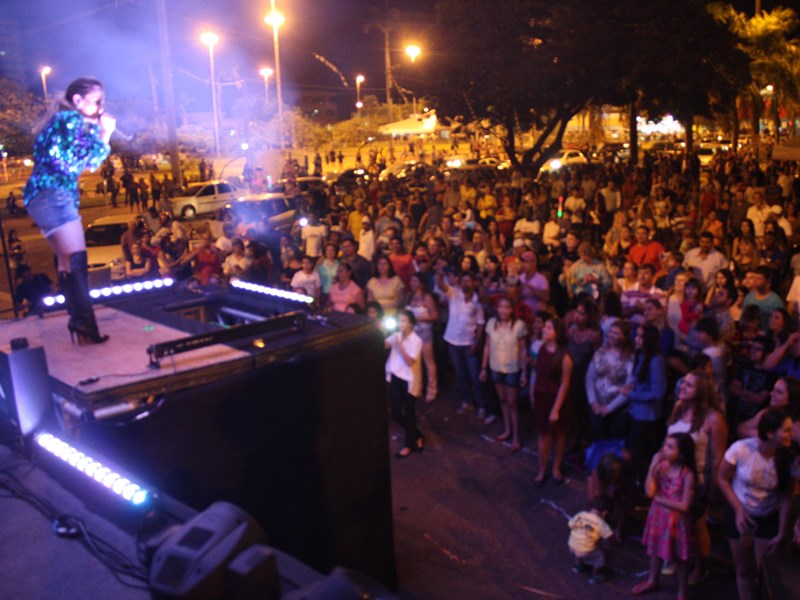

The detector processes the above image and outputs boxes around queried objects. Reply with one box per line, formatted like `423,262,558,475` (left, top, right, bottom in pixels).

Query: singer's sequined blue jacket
23,110,110,206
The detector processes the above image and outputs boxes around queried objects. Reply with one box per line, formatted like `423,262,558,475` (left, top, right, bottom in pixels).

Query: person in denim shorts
23,77,116,343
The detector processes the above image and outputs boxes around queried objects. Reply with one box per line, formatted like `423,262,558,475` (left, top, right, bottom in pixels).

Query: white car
85,215,137,285
539,149,589,174
229,193,297,233
170,180,238,220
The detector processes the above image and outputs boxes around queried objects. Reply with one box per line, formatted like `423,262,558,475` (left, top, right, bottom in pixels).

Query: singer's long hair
33,77,104,135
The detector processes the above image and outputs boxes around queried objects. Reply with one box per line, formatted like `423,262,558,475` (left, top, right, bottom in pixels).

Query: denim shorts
491,369,521,387
26,189,81,236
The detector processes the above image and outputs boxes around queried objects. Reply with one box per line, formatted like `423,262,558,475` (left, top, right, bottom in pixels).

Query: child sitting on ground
568,495,614,584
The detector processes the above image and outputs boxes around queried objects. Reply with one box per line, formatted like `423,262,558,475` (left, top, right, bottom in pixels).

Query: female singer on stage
23,77,116,343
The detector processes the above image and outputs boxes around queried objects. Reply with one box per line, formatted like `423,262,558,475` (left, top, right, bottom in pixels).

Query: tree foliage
0,79,46,156
709,3,800,141
421,0,748,173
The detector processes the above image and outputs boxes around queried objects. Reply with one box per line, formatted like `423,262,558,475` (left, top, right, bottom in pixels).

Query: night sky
2,0,784,112
5,0,433,109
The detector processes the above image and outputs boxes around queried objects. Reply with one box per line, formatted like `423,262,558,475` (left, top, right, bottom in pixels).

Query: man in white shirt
683,232,730,289
301,214,327,258
564,187,586,226
542,208,563,250
436,269,489,420
358,217,376,262
214,223,234,254
746,191,772,240
598,180,621,227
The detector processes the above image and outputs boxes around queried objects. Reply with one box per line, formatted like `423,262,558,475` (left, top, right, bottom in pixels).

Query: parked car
85,214,140,284
228,193,298,234
169,180,238,220
330,168,372,195
696,147,717,169
538,149,589,174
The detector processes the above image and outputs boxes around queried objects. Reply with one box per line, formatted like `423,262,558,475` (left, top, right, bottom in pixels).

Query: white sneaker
661,561,676,576
483,414,497,425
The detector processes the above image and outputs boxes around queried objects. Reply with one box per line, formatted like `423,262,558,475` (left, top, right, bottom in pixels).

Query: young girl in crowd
633,433,696,600
678,278,703,337
480,296,527,451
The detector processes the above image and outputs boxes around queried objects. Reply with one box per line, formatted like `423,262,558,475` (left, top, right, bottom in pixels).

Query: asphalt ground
388,379,742,600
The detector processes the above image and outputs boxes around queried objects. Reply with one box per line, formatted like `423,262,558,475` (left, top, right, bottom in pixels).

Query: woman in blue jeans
23,77,115,343
623,324,667,489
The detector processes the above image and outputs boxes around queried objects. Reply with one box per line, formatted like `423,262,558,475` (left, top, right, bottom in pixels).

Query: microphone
98,109,133,142
112,128,133,142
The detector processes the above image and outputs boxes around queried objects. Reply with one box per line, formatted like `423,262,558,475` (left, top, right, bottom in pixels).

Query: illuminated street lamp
405,45,421,63
264,3,285,148
259,67,273,108
404,46,422,114
355,74,365,113
200,31,221,157
40,66,52,103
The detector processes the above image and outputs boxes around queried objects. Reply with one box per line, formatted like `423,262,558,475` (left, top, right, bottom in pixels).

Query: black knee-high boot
63,251,108,344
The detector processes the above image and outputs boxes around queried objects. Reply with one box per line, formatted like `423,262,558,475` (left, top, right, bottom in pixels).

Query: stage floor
0,307,251,409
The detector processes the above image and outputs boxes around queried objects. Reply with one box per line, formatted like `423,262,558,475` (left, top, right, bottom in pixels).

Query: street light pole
40,66,51,103
259,67,273,111
384,29,394,153
201,31,221,158
404,45,421,115
265,2,285,149
356,74,364,114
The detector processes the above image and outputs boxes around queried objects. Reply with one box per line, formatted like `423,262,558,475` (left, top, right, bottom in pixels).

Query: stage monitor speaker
227,544,280,600
149,501,267,599
0,338,53,445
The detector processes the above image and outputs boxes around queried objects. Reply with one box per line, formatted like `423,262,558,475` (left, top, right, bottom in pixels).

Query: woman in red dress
531,315,573,485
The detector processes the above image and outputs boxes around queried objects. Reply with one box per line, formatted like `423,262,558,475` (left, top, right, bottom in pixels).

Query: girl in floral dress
633,433,696,600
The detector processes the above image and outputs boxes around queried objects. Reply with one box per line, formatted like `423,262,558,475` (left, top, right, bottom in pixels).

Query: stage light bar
230,279,313,304
34,432,151,506
42,277,174,307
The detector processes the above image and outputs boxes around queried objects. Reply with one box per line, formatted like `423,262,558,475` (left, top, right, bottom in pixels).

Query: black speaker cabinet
72,312,396,588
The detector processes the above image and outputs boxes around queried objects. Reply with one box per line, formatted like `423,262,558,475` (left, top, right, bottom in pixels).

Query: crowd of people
10,133,800,596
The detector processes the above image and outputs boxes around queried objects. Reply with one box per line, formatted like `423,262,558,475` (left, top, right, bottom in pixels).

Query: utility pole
384,27,394,153
366,11,399,154
156,0,182,184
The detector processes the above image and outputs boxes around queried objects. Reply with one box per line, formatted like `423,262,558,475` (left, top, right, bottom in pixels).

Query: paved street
389,383,741,600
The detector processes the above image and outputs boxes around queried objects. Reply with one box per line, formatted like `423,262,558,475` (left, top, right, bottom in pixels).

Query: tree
0,79,45,155
617,1,749,157
709,3,800,146
422,0,748,173
423,0,614,174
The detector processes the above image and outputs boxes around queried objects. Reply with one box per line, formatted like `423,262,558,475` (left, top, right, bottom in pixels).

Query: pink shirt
329,280,363,312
